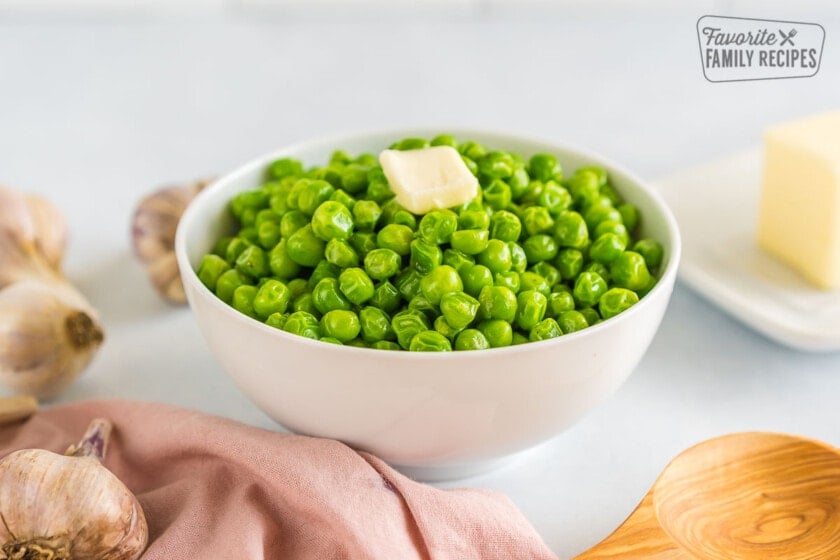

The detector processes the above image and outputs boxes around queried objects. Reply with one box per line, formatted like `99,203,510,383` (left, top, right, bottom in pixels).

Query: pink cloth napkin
0,400,557,560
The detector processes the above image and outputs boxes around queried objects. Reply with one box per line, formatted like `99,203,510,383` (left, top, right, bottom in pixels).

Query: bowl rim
175,127,682,359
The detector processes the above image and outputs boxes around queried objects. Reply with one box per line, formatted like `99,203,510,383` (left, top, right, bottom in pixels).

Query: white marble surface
1,12,839,558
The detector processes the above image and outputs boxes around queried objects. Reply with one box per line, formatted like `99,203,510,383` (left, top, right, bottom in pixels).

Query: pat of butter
379,146,479,215
757,110,840,289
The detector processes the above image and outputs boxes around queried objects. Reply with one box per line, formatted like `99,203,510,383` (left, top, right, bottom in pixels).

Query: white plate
655,148,840,352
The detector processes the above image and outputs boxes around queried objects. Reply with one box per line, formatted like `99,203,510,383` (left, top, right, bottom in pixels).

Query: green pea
462,264,494,297
478,285,518,322
372,340,401,351
555,249,584,280
537,182,572,216
395,268,423,300
392,309,431,349
257,220,281,250
546,290,575,317
377,224,414,256
311,201,354,241
590,233,627,265
579,307,601,326
418,210,458,245
548,310,584,335
594,220,629,245
353,200,382,232
292,292,317,315
478,319,513,348
489,210,522,242
309,262,340,290
529,318,563,341
370,280,401,313
392,210,417,230
409,330,452,352
330,149,352,165
232,285,259,318
450,229,489,255
567,169,601,207
280,210,309,239
254,208,277,229
611,251,652,291
494,271,520,293
286,278,308,298
577,165,608,187
283,311,320,340
457,140,486,161
430,133,458,147
521,206,554,236
320,337,344,345
477,239,512,274
345,338,369,348
522,234,559,264
230,189,269,218
391,137,430,151
407,294,436,321
633,239,664,269
554,211,588,248
284,225,325,267
364,248,402,280
238,225,258,244
197,254,229,291
618,203,639,232
365,167,395,203
519,271,551,297
454,329,490,351
519,180,544,205
349,232,377,258
212,236,233,258
573,271,608,307
324,238,359,268
265,240,298,280
265,312,289,330
296,179,335,217
329,189,356,211
215,269,249,304
585,261,610,282
434,316,463,340
410,239,443,275
509,242,528,273
419,265,463,306
516,290,548,331
529,262,560,287
599,287,640,320
338,267,375,305
529,153,562,182
440,291,480,330
269,191,291,216
508,167,530,200
459,209,490,230
340,163,370,194
312,277,352,314
355,153,377,166
235,245,268,279
442,249,475,276
253,279,291,319
359,306,395,342
224,237,250,264
483,179,512,210
320,310,361,342
584,204,622,232
267,157,304,180
461,156,478,176
478,151,515,180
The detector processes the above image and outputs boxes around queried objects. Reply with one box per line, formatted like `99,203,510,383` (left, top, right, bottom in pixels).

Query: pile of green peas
196,135,665,352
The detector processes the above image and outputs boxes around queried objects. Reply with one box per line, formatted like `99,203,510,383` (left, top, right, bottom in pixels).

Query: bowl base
393,452,526,482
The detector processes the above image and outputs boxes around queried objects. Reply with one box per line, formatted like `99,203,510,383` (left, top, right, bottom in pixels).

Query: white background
1,2,839,557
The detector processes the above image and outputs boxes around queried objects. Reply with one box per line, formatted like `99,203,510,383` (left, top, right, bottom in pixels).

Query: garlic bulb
0,418,148,560
0,186,104,398
131,179,210,304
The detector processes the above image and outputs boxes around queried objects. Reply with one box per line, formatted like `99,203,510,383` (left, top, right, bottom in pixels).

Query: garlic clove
0,280,104,399
0,396,38,426
24,194,68,272
132,179,210,304
0,418,148,560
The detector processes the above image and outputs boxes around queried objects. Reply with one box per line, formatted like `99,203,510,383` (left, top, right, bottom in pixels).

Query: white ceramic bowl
176,129,681,480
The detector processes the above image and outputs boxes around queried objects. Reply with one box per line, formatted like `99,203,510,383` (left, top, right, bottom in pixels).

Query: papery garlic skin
132,179,209,304
0,420,147,560
0,280,103,399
